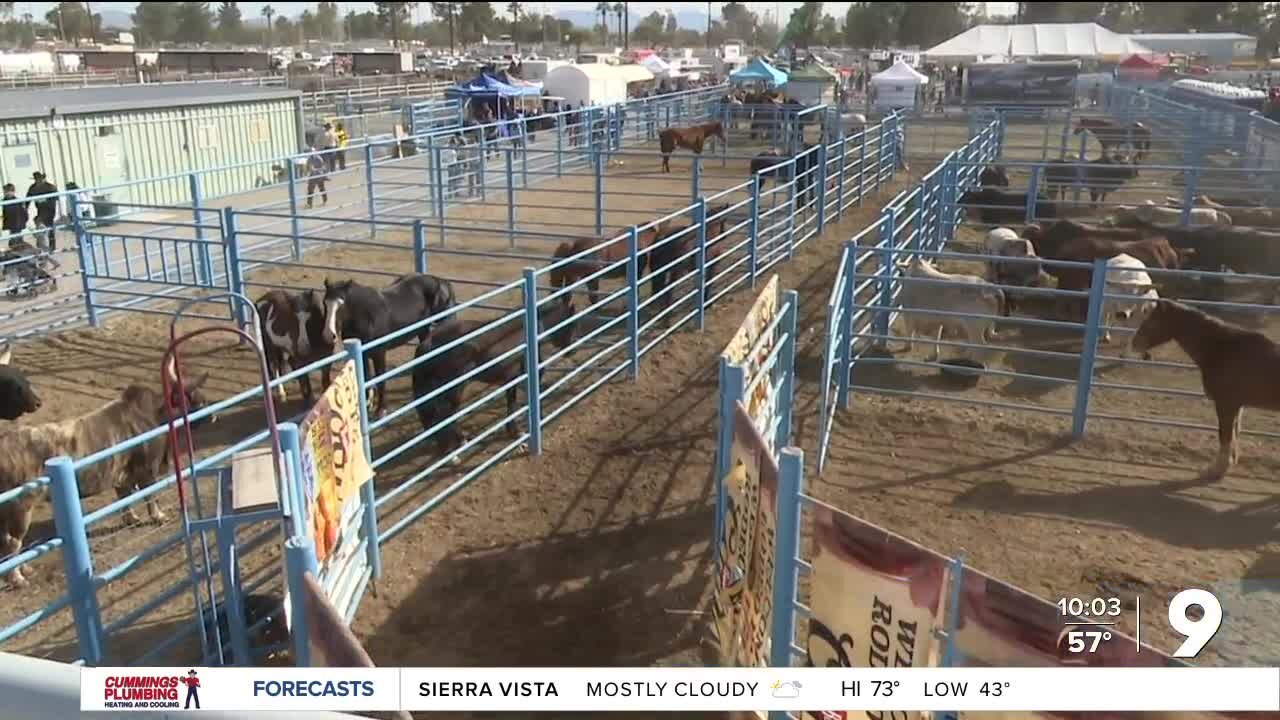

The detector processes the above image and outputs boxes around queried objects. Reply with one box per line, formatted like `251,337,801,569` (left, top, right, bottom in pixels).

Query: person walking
2,183,28,247
25,171,58,254
305,147,328,209
321,122,339,173
334,122,350,171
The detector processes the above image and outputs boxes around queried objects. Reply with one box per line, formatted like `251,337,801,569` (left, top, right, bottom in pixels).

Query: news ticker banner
81,667,1280,713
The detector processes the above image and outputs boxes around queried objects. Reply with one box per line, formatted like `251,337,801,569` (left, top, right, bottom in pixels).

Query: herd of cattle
892,154,1280,364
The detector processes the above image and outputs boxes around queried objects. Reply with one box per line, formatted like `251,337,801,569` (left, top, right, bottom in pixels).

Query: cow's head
321,278,354,345
1174,247,1197,268
163,356,213,424
292,290,329,358
0,344,40,420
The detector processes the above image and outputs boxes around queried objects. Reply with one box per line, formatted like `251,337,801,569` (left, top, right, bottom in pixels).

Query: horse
548,224,669,303
646,204,732,322
410,295,579,460
1130,299,1280,481
658,120,725,173
1074,118,1150,161
321,273,457,417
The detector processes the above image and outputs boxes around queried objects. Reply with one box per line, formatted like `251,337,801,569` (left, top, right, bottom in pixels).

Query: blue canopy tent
445,72,543,99
730,58,788,87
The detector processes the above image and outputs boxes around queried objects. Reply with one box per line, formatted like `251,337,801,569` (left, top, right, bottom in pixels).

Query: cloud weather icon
771,680,802,699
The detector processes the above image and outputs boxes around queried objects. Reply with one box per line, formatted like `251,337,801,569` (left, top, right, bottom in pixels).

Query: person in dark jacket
2,183,28,246
26,172,58,252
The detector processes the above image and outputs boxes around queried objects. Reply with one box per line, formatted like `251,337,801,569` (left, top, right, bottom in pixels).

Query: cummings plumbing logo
102,669,204,710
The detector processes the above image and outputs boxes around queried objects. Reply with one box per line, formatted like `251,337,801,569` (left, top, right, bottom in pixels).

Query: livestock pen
0,89,905,670
815,100,1280,666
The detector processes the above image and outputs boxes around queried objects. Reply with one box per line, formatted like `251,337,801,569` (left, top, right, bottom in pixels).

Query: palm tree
622,2,628,50
261,4,275,47
595,1,610,44
612,3,623,49
706,1,712,49
507,2,521,53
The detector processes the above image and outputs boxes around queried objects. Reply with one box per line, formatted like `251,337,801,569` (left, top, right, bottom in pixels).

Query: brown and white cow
0,360,210,588
256,290,334,405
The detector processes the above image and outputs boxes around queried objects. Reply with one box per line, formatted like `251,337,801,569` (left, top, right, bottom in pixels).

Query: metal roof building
0,84,304,207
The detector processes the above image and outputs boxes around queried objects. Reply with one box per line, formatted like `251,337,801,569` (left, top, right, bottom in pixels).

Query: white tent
640,54,672,77
870,61,929,111
543,63,655,107
926,23,1153,60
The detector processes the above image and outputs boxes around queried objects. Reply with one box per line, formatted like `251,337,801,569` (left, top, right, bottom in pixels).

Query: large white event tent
926,23,1154,60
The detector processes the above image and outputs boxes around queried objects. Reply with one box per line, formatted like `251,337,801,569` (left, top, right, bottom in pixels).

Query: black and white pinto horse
322,273,457,417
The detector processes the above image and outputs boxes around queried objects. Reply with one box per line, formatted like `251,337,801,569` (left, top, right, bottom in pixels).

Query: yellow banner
721,275,780,448
299,359,374,568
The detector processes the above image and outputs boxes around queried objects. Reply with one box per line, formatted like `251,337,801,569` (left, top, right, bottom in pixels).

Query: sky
13,2,1020,26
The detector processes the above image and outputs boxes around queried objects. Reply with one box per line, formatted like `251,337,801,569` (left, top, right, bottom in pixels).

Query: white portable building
870,61,929,111
543,63,655,106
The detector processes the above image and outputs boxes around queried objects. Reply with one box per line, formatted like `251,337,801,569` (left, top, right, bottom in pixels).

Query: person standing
26,171,58,253
321,122,339,173
334,122,350,171
442,134,461,197
64,181,95,225
305,147,328,209
2,183,28,246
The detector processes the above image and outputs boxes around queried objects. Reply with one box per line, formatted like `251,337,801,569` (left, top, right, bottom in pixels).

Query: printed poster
721,275,780,453
712,402,778,674
803,507,950,720
298,359,374,573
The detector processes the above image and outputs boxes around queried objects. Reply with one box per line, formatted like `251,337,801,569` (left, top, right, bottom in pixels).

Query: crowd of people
1,171,95,265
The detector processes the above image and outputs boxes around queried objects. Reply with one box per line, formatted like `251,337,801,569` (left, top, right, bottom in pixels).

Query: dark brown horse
410,295,578,460
548,223,669,303
1074,118,1150,161
647,204,733,322
1130,299,1280,481
658,120,725,173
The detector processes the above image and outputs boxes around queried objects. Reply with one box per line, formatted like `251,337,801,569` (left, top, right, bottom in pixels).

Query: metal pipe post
626,227,640,379
747,177,760,287
424,133,437,217
695,200,707,331
286,158,301,258
71,202,99,327
343,339,381,578
593,149,604,236
714,358,745,564
505,148,516,247
836,134,848,218
691,156,701,202
556,112,564,177
836,241,858,409
47,456,103,665
816,143,829,233
767,446,805,678
873,210,897,348
283,535,319,666
778,290,799,449
1024,165,1042,224
412,219,427,274
521,269,544,455
1072,259,1108,439
363,143,376,234
189,173,214,286
221,208,247,331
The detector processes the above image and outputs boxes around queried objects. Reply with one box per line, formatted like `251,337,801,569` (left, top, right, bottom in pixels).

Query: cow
1082,154,1139,204
0,344,40,421
1156,225,1280,276
979,165,1010,188
1163,195,1280,228
1042,158,1079,201
256,290,334,405
993,238,1051,314
958,187,1058,225
1101,254,1159,344
749,145,821,204
0,361,211,588
1107,201,1232,228
894,256,1005,362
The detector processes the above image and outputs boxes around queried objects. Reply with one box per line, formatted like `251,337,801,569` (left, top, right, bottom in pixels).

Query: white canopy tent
543,63,655,106
926,23,1153,60
870,60,929,111
640,54,673,77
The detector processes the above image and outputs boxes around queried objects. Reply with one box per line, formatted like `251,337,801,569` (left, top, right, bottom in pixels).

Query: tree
46,2,95,44
300,10,318,40
816,15,840,46
896,2,969,48
132,1,177,44
507,2,521,52
457,1,494,44
375,2,414,47
633,10,665,45
274,15,295,46
316,1,339,40
612,3,625,48
347,10,380,39
596,2,610,43
430,3,459,52
174,2,213,44
565,27,592,56
665,10,677,37
844,2,902,49
216,1,242,44
721,2,756,40
623,1,629,49
782,1,823,49
260,4,274,46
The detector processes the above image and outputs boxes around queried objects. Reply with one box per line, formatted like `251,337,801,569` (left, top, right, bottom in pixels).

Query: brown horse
647,204,733,321
658,120,726,173
1130,299,1280,481
549,223,669,303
